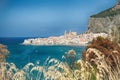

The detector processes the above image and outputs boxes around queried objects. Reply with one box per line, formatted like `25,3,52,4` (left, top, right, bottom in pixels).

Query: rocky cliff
87,2,120,43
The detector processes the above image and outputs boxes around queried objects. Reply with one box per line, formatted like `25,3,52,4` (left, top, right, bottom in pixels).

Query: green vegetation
91,8,120,18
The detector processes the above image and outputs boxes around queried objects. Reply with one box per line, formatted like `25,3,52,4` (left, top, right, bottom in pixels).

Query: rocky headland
87,1,120,43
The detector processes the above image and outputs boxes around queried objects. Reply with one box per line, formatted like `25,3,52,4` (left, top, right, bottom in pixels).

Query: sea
0,37,85,68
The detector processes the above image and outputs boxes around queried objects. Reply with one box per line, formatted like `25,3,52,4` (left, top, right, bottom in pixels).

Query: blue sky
0,0,117,37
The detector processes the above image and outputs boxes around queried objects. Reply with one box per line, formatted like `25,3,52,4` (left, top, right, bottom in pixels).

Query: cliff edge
87,1,120,43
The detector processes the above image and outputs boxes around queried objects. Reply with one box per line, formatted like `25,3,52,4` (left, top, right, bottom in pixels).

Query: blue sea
0,37,85,68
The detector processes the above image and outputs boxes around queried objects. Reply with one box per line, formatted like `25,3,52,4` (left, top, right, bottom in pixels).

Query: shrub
83,37,120,67
81,37,120,80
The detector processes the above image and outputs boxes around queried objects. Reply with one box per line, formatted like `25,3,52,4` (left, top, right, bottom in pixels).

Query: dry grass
0,44,9,80
81,36,120,80
0,37,120,80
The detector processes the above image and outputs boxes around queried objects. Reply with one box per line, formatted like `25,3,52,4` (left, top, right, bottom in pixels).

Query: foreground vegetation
0,37,120,80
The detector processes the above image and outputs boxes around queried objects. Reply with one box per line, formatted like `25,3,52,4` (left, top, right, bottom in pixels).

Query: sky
0,0,117,37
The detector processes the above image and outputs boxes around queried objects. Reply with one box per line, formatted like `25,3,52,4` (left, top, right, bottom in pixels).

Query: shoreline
22,32,108,46
21,43,87,47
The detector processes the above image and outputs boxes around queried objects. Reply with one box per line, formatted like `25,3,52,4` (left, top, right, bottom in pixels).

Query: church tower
64,30,67,38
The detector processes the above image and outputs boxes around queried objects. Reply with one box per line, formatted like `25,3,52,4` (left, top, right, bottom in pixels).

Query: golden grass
0,37,120,80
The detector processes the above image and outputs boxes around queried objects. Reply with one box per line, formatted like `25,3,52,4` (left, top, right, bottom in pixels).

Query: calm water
0,37,85,68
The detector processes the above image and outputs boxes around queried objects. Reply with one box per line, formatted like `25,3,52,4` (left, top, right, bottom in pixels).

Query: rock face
87,17,112,33
87,15,120,34
87,1,120,43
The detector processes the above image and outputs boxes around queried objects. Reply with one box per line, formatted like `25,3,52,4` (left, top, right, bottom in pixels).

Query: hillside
91,2,120,18
87,2,120,43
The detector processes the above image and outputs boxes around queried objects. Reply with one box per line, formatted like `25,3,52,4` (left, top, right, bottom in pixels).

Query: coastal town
22,31,108,46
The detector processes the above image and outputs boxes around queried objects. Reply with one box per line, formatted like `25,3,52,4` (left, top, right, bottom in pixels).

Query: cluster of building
22,31,108,46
